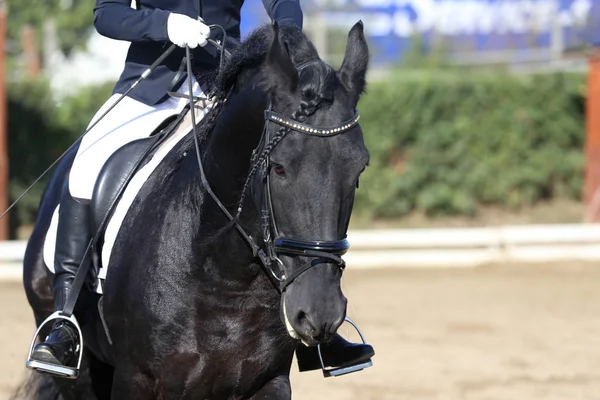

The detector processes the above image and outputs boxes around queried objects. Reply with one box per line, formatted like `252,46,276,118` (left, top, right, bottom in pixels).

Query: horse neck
203,86,267,207
192,85,272,285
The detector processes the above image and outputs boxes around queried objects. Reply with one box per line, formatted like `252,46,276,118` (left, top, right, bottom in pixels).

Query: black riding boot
30,189,90,369
295,333,375,373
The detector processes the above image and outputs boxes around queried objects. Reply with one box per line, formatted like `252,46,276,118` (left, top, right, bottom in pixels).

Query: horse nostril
295,310,320,337
295,310,310,329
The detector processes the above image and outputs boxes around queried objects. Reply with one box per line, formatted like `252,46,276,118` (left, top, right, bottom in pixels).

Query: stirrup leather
317,317,373,377
26,311,83,379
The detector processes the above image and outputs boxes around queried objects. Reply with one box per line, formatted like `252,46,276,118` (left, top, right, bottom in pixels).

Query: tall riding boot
295,333,375,373
30,187,91,368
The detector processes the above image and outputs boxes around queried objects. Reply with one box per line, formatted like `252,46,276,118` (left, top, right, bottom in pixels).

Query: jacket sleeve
93,0,171,42
262,0,303,28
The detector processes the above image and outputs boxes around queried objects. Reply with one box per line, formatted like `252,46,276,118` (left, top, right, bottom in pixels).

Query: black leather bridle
254,109,360,291
185,46,361,294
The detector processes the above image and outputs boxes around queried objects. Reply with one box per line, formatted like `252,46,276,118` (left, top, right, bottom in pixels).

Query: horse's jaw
282,293,311,347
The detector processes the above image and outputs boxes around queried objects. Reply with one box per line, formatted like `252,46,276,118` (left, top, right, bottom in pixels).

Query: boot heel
26,311,83,379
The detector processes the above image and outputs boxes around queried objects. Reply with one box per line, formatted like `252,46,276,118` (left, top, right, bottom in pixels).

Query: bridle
253,109,361,292
186,47,361,294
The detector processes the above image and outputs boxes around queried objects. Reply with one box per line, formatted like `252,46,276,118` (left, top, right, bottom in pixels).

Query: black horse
20,21,370,399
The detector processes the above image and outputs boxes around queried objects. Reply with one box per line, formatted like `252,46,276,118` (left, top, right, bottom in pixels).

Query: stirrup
26,311,83,379
317,317,373,378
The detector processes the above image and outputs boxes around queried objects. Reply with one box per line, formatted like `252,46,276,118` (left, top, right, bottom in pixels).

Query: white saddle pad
42,101,213,294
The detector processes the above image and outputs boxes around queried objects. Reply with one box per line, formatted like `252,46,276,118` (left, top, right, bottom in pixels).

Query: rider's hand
167,13,210,49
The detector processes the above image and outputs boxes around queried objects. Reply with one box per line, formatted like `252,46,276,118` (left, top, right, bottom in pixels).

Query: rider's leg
29,94,132,370
30,181,91,366
29,80,207,373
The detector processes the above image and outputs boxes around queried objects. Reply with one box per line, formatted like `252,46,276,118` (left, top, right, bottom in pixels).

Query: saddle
91,112,182,238
90,99,212,280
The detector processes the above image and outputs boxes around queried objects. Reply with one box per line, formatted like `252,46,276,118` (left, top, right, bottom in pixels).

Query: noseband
255,109,360,291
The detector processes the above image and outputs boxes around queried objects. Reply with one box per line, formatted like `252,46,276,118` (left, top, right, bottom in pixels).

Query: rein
185,44,361,294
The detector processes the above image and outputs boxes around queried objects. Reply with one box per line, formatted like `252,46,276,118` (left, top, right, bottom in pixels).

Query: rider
29,0,374,376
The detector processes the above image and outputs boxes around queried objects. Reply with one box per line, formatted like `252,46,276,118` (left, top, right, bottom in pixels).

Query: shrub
6,70,587,236
355,71,586,218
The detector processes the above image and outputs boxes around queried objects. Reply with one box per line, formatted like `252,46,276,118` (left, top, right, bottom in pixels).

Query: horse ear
267,22,298,92
339,21,369,97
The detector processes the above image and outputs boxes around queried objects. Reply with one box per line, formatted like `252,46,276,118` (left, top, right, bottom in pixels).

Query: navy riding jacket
94,0,303,105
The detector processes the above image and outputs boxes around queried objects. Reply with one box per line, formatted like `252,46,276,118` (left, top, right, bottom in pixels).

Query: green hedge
355,71,586,218
6,71,587,236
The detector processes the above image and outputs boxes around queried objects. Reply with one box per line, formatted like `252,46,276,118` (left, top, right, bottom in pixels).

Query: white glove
167,13,210,48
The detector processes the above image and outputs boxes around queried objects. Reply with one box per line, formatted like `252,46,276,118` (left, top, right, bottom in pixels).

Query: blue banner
240,0,600,65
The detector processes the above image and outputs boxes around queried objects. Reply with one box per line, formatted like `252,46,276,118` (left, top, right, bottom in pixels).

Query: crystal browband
265,110,360,137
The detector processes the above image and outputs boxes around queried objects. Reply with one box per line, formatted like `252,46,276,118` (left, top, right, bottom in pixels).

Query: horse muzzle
281,282,347,346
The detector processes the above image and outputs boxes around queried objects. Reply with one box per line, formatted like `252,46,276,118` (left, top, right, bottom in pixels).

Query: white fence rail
344,224,600,269
1,223,600,281
0,240,26,281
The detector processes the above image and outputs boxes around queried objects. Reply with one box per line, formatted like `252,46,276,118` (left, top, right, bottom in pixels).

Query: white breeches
68,78,205,200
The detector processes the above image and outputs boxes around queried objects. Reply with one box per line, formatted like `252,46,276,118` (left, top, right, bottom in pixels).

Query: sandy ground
2,263,600,400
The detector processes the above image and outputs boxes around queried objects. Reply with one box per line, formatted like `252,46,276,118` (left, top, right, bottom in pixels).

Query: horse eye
272,164,286,176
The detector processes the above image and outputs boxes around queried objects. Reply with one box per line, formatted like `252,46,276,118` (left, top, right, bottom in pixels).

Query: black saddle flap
89,111,187,253
91,136,158,237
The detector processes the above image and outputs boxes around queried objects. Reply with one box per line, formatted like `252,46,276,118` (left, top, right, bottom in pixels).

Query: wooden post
585,53,600,222
21,24,40,79
0,2,7,240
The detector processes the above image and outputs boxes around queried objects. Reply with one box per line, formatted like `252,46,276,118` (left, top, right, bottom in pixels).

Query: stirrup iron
26,311,83,379
317,317,373,378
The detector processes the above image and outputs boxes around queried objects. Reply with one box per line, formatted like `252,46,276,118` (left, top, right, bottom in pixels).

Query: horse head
250,21,370,346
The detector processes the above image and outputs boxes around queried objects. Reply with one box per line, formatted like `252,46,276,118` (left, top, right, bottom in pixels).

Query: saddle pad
42,100,214,294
